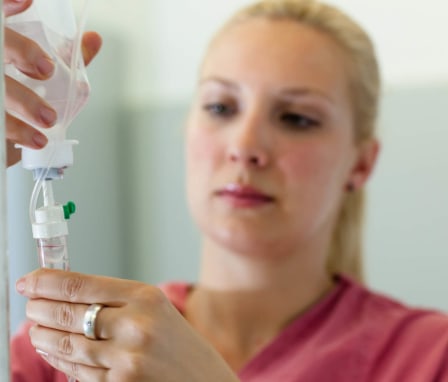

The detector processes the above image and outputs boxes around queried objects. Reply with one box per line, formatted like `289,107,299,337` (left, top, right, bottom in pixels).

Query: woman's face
186,19,375,258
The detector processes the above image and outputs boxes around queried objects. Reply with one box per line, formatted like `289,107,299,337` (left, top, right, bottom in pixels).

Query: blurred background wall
7,0,448,333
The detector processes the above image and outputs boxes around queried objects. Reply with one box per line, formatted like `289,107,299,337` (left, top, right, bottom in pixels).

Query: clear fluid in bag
5,20,90,142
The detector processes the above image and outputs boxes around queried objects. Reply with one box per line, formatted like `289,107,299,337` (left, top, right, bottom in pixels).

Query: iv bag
5,0,91,170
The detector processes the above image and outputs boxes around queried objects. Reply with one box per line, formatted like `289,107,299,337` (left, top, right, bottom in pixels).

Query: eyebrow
199,76,335,106
199,76,240,91
279,88,336,106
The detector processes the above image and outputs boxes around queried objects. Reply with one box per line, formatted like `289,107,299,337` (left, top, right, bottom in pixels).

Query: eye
203,103,236,117
280,112,320,130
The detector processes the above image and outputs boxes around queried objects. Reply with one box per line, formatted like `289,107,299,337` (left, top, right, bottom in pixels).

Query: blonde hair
212,0,381,282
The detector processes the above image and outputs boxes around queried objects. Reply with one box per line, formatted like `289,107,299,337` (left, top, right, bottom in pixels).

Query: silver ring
83,303,104,340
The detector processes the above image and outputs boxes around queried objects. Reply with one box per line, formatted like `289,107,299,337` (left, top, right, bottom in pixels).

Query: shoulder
337,275,448,380
338,274,448,336
344,275,448,331
319,275,448,347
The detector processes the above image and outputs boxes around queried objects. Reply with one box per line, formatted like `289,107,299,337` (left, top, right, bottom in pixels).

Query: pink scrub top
11,275,448,381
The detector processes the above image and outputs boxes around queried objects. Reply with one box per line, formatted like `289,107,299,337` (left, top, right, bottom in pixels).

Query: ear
347,139,380,190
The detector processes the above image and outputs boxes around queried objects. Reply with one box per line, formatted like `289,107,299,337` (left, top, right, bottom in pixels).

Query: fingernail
32,133,48,148
40,107,57,126
36,57,54,77
16,278,25,294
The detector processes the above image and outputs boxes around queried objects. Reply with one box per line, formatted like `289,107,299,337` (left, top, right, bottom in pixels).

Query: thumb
82,31,102,67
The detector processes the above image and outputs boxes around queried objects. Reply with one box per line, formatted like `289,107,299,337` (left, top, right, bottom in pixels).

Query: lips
215,184,274,207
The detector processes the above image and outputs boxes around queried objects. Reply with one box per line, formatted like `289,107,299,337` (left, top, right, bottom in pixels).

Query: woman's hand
4,0,102,167
16,269,239,382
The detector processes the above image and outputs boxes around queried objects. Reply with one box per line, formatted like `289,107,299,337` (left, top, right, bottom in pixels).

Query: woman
8,0,448,381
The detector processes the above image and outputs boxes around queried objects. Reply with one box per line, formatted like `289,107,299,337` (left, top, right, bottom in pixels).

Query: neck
185,239,334,369
200,237,331,289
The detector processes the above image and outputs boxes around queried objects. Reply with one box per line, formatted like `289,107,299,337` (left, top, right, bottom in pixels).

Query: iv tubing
0,1,92,380
0,0,12,379
27,2,92,381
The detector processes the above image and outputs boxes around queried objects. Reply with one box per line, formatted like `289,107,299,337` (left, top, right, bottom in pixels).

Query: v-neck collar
159,276,349,376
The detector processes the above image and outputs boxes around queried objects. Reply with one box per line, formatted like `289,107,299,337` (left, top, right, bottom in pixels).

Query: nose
226,118,270,168
228,147,268,167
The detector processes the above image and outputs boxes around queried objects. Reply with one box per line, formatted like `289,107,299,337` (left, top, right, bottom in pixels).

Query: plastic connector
32,204,68,239
63,201,76,219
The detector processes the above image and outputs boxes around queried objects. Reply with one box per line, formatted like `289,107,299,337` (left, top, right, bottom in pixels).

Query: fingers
3,3,101,169
26,297,164,346
26,299,120,340
28,313,154,381
31,325,141,382
17,268,149,305
6,113,48,149
82,31,102,66
26,299,89,335
30,325,111,369
6,76,57,128
37,350,107,382
20,270,183,381
4,3,56,168
4,28,55,80
3,0,32,17
5,76,56,161
5,23,101,75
